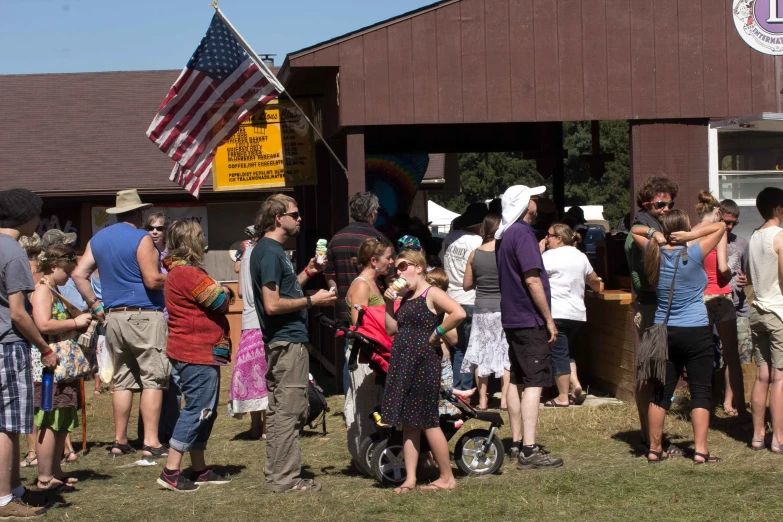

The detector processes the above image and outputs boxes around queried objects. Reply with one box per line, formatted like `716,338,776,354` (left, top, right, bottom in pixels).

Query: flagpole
211,4,349,179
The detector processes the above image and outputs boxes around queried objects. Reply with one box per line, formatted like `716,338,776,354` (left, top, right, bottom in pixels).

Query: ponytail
644,239,662,287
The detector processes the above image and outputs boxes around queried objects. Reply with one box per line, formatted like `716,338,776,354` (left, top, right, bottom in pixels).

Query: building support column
346,127,366,207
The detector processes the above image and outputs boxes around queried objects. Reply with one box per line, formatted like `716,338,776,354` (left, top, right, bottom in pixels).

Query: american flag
147,14,280,197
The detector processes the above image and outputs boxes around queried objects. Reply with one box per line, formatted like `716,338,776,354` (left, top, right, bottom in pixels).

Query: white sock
0,494,13,507
11,486,25,498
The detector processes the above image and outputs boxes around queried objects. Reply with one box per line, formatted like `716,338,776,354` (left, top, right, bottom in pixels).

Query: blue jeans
551,319,584,376
168,362,220,453
451,305,474,390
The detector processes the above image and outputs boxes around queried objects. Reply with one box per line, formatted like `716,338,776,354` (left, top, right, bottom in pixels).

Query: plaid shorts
0,341,34,434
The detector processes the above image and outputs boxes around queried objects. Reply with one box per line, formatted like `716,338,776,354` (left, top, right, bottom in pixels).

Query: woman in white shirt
541,223,603,407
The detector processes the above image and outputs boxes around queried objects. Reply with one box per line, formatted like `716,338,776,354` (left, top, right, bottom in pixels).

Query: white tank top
749,226,783,321
240,245,260,330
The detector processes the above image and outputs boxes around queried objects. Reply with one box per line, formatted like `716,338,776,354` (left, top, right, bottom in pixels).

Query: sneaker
193,469,231,485
157,470,200,492
0,496,47,518
517,445,564,470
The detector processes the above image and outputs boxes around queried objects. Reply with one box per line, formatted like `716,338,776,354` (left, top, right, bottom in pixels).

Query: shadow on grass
230,429,266,442
182,464,246,477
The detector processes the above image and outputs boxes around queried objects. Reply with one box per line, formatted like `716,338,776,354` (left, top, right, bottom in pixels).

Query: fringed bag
636,249,686,383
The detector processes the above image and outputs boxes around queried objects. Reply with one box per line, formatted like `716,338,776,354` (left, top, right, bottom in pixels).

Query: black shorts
505,326,551,388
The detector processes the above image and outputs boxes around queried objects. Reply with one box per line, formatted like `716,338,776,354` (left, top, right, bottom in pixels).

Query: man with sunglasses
623,175,680,454
250,194,336,493
720,200,752,367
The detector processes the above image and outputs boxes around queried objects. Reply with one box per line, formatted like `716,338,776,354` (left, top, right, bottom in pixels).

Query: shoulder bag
636,249,686,383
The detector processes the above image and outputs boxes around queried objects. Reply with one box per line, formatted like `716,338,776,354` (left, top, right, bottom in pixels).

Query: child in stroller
317,286,505,488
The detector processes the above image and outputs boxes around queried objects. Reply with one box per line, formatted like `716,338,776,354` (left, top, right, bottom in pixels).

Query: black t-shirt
250,237,308,345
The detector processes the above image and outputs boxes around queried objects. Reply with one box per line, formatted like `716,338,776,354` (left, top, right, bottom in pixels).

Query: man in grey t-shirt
0,188,56,517
722,199,752,364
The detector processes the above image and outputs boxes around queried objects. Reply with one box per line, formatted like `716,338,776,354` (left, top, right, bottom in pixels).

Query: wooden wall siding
289,0,783,126
573,298,636,402
630,121,709,224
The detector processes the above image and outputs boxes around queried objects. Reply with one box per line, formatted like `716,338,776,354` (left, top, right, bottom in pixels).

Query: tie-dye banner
365,154,430,230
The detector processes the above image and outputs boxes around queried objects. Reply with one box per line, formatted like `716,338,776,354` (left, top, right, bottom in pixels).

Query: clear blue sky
2,0,436,75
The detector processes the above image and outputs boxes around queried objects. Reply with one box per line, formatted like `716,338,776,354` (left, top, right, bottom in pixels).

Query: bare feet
37,477,76,493
452,388,476,399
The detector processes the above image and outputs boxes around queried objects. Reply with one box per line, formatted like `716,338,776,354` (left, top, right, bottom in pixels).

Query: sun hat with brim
459,203,490,229
40,229,77,249
495,185,546,240
106,189,153,215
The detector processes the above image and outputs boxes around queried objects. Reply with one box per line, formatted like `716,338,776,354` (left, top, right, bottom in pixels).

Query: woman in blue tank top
633,210,726,464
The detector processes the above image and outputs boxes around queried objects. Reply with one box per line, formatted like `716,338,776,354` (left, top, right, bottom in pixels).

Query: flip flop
37,478,76,493
419,482,456,491
20,452,37,468
543,399,569,408
750,437,766,451
62,451,78,464
393,486,414,494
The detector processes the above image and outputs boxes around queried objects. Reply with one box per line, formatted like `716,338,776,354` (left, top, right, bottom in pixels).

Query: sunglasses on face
723,219,739,227
651,201,675,210
281,211,301,221
146,225,166,232
546,232,559,239
395,261,415,273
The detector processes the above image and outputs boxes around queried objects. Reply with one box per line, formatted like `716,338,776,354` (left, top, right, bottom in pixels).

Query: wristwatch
306,296,312,309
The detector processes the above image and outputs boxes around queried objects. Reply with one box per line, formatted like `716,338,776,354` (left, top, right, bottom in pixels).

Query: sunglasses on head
651,201,675,210
395,261,415,273
146,225,166,232
281,211,301,221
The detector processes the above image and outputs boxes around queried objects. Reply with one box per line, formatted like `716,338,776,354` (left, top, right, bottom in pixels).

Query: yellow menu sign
212,99,316,191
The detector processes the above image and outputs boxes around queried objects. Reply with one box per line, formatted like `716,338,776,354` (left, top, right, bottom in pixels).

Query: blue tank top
90,223,164,310
654,243,708,327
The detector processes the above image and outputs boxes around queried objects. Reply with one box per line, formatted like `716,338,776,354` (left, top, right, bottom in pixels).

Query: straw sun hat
106,189,153,215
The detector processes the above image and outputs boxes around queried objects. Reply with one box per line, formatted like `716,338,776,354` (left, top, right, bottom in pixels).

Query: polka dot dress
381,288,442,429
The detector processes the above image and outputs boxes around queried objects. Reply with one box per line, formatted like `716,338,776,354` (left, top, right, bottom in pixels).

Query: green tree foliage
432,121,630,226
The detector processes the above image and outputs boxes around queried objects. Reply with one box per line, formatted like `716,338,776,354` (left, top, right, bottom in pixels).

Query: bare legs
250,411,266,440
648,403,710,460
0,432,16,497
165,448,206,473
751,365,770,445
474,371,512,410
111,389,164,453
636,380,655,443
36,427,74,490
507,384,523,443
717,320,748,416
395,425,456,492
139,389,164,449
570,362,583,399
554,374,571,406
20,430,37,467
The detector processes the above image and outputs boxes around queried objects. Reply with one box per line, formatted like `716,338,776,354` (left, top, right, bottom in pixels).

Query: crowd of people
1,174,782,513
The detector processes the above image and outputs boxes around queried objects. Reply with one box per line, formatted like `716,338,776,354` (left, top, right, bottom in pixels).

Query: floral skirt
227,329,268,416
461,311,510,378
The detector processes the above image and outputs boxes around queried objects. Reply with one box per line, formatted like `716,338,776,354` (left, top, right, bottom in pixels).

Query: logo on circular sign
734,0,783,54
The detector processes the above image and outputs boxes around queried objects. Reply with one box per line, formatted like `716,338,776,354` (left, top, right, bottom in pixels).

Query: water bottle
41,368,54,412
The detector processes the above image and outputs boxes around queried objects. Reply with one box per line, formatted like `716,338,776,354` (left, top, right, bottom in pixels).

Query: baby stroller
317,311,505,487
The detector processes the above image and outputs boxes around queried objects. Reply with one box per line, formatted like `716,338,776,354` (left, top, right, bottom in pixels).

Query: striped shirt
324,222,391,320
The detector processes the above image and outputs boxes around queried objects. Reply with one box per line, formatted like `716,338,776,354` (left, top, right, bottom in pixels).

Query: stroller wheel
357,436,376,477
370,436,406,487
454,429,505,476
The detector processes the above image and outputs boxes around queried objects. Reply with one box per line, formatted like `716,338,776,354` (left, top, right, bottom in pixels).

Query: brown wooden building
3,0,783,397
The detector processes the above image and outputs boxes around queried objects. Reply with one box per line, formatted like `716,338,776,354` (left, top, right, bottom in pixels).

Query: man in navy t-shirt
496,185,563,470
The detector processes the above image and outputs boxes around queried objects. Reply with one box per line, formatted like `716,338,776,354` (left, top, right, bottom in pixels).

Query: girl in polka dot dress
381,249,469,493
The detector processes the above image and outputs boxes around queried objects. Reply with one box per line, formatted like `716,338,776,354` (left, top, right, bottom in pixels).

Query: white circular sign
734,0,783,55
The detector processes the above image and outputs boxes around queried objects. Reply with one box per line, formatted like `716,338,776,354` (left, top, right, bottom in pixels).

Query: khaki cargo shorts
106,310,170,391
751,306,783,370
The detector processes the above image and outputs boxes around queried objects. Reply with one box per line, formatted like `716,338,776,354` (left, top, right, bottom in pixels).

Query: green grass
28,364,783,522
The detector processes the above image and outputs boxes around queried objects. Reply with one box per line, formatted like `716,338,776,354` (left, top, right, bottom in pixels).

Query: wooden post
346,127,366,204
79,377,87,454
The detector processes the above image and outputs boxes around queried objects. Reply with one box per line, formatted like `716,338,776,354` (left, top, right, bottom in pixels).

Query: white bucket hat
495,185,546,239
106,189,153,215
